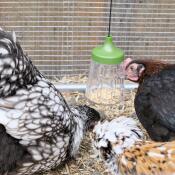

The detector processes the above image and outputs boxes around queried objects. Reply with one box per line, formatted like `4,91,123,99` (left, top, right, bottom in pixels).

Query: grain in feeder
85,0,125,106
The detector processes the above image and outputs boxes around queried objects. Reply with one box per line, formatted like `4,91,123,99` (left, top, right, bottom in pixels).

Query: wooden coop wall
0,0,175,79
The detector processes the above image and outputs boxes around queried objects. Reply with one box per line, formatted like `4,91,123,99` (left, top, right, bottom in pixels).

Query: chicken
93,116,175,175
124,58,175,142
92,116,144,175
0,30,101,175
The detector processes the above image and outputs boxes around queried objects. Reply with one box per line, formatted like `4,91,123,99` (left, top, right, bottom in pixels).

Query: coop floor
44,75,138,175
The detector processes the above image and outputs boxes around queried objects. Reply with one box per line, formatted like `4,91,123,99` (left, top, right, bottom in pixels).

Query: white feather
53,104,59,112
49,92,55,100
3,68,13,75
8,110,23,119
54,96,60,103
37,80,49,88
41,109,49,116
42,88,50,96
148,151,165,158
15,101,26,109
29,92,41,99
27,123,39,130
28,149,42,161
93,116,144,175
12,31,16,43
7,119,19,129
0,48,8,55
70,117,84,157
93,116,144,156
0,109,11,125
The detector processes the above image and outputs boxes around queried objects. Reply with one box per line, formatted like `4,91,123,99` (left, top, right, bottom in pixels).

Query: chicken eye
0,48,8,56
130,65,134,71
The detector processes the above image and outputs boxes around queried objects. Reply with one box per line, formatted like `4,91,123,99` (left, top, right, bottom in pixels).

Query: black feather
135,66,175,141
0,124,32,174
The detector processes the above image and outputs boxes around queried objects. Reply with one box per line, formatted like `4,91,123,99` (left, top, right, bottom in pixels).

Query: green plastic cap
91,36,124,64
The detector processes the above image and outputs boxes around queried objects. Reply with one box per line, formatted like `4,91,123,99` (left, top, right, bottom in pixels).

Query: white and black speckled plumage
0,30,40,97
92,116,144,175
0,30,100,175
93,117,175,175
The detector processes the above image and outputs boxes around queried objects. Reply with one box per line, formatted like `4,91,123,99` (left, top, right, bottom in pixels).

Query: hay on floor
45,75,145,175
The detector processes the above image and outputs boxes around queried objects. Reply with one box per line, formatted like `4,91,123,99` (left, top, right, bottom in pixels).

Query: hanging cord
108,0,113,37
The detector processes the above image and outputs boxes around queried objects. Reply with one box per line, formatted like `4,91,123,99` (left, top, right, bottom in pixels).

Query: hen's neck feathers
137,60,172,83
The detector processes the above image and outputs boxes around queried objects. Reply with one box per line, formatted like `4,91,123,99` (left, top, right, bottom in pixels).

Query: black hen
124,58,175,141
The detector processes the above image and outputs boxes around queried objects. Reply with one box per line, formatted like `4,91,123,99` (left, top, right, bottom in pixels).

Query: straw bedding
44,75,145,175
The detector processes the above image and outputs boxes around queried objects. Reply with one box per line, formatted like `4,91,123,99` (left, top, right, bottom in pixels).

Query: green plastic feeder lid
91,35,124,64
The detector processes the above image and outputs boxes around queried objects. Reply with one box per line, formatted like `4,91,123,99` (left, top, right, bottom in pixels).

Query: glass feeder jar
85,36,125,107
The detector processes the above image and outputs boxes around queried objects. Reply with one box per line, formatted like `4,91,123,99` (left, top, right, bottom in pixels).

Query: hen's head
0,30,23,59
123,58,145,82
0,30,17,56
92,116,144,160
71,105,101,131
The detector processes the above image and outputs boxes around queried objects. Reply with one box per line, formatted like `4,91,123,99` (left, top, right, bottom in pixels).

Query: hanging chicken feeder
85,0,125,106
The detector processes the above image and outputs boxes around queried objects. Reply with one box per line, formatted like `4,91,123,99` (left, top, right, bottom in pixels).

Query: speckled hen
0,30,100,175
93,116,175,175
